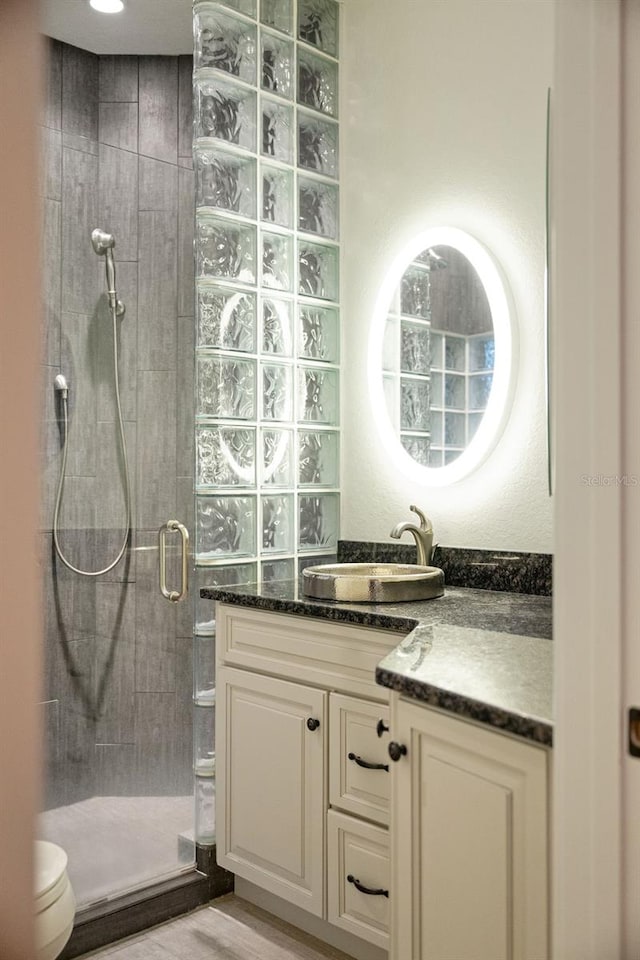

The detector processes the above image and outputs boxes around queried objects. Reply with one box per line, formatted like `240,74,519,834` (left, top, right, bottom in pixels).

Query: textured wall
341,0,554,553
39,40,195,808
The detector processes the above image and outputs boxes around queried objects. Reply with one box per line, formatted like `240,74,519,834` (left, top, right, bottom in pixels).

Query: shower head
91,228,115,256
427,248,448,269
91,229,123,313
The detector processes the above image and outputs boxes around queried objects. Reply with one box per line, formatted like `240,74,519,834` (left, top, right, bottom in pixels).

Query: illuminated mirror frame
369,227,515,486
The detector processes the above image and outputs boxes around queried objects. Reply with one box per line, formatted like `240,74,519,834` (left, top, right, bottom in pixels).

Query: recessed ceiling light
89,0,124,12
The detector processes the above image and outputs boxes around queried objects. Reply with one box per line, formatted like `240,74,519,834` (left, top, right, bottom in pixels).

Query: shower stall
39,38,197,909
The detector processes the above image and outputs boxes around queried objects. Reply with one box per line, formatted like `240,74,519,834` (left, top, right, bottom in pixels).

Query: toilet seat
35,841,75,960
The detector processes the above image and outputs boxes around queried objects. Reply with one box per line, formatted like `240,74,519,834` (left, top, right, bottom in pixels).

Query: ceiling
42,0,193,55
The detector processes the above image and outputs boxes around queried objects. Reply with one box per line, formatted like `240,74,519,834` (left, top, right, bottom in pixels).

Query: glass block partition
192,0,340,843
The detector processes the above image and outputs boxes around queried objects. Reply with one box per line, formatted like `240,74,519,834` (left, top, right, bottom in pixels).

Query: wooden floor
81,895,353,960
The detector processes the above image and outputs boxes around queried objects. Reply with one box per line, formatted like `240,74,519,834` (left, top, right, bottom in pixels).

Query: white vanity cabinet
215,603,550,960
389,694,549,960
215,603,398,950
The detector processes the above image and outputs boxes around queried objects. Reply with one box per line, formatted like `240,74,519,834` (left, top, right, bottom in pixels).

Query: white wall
341,0,554,553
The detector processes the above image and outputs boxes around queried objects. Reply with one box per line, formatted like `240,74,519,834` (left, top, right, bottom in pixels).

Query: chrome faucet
390,505,434,566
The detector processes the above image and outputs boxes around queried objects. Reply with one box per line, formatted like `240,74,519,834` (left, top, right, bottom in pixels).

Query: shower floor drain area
38,794,194,909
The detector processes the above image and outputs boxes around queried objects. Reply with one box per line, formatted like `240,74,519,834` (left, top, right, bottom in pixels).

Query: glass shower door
38,37,197,908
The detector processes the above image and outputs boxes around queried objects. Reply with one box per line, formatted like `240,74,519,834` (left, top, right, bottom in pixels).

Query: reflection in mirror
383,245,495,468
371,228,513,485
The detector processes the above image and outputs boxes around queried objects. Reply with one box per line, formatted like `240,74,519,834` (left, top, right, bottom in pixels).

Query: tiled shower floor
39,795,194,908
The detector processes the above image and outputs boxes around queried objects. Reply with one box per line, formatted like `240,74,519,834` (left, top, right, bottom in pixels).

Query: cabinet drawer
217,604,400,700
327,810,389,950
329,694,391,826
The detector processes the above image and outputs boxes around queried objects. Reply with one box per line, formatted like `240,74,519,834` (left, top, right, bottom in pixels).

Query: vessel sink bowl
302,562,445,603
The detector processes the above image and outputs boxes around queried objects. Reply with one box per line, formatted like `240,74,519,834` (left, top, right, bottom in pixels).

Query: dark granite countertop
202,579,553,747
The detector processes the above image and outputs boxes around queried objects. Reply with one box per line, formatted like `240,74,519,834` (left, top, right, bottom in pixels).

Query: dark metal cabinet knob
306,717,320,731
388,741,407,762
376,718,390,738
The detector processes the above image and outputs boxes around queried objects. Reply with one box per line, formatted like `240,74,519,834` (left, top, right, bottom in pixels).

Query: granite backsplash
337,541,552,597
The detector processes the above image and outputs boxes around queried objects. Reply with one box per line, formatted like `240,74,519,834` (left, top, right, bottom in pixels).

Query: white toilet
34,841,75,960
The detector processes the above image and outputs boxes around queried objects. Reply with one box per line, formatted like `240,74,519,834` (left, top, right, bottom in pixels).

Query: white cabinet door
216,666,327,917
391,697,548,960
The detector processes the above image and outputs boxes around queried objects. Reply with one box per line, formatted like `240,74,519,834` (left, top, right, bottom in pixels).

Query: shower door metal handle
158,520,189,603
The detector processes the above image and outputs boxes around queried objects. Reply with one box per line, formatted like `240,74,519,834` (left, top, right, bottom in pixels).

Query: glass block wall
191,0,340,842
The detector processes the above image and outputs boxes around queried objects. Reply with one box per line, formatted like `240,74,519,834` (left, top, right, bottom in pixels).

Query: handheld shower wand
53,229,131,577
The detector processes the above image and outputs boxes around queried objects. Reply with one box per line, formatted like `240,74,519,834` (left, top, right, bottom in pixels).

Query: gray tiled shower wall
40,40,195,809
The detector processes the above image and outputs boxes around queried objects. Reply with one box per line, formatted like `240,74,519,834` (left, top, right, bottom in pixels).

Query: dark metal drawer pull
347,874,389,898
348,751,389,772
306,717,320,731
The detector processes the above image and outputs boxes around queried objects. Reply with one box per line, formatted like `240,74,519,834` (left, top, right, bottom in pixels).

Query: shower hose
52,295,132,577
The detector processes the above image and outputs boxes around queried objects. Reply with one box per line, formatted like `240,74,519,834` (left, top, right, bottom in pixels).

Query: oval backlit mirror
369,228,515,485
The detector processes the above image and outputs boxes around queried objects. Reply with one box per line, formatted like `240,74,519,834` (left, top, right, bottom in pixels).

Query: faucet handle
409,504,432,534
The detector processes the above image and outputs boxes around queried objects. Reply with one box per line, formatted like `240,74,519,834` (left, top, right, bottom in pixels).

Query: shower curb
59,846,234,959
